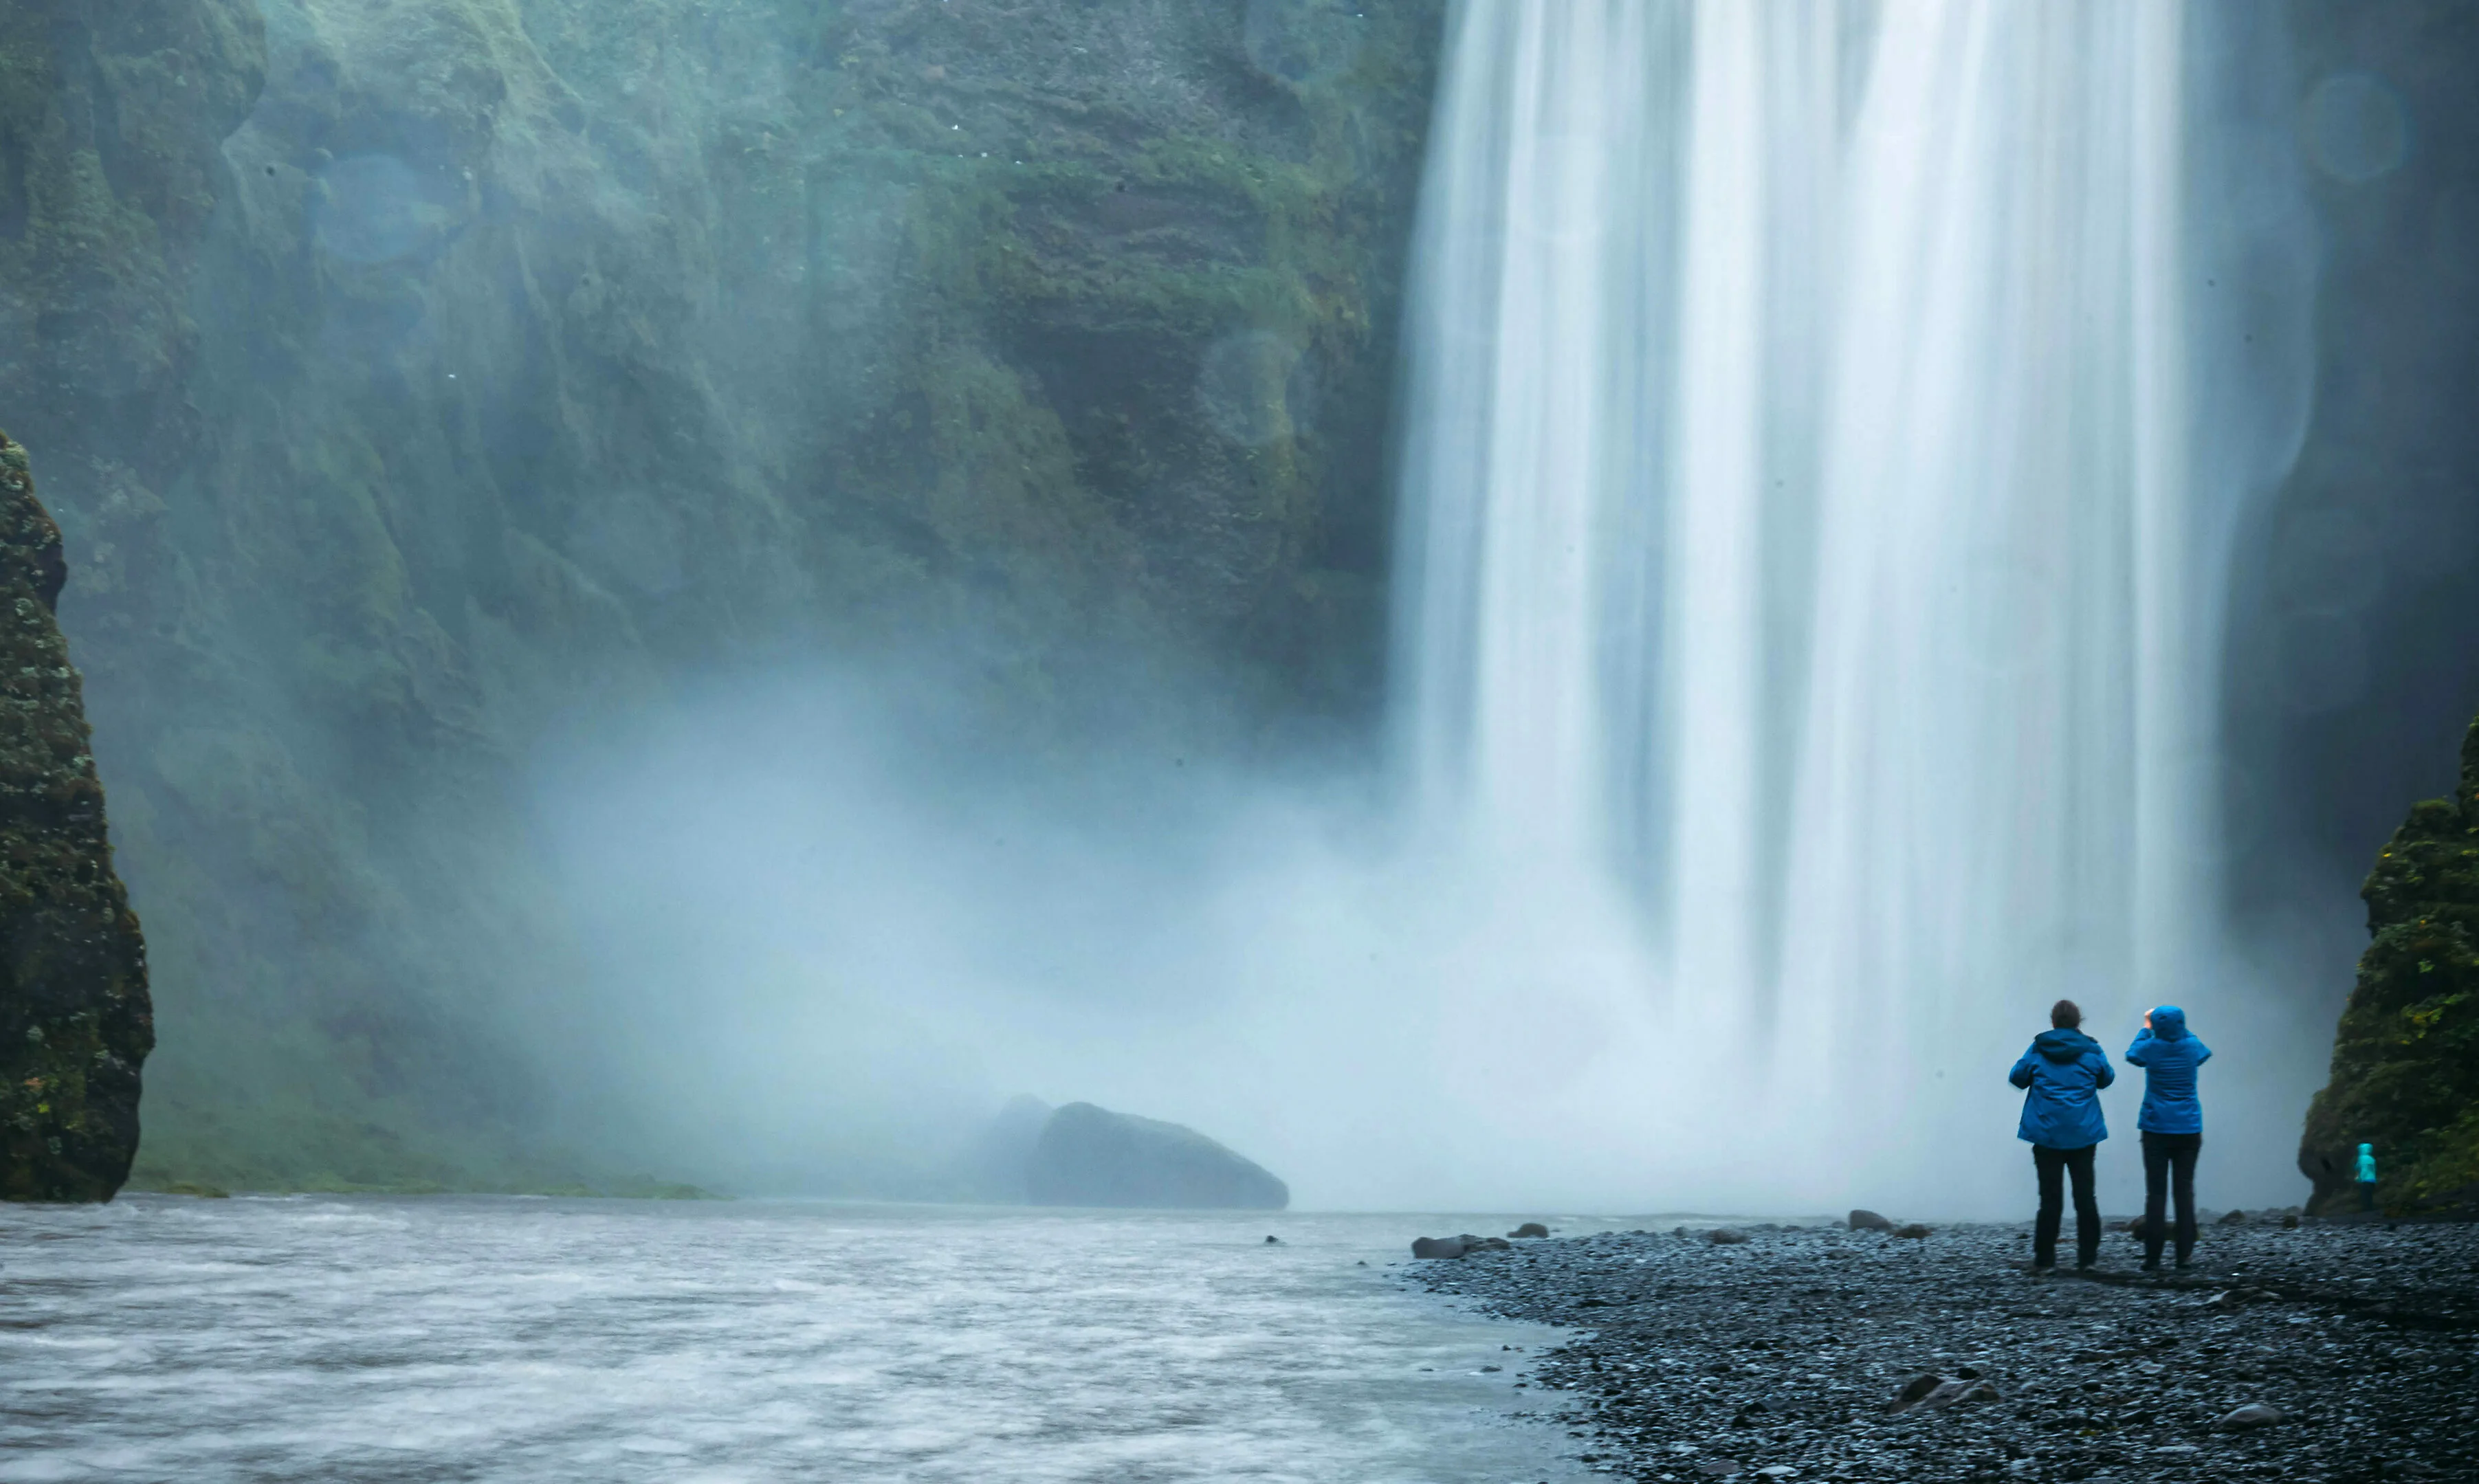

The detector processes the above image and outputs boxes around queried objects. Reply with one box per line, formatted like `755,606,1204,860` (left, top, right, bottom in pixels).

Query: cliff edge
2299,713,2479,1216
0,433,151,1201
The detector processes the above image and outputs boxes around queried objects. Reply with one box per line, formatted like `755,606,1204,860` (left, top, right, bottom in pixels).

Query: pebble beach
1406,1216,2479,1483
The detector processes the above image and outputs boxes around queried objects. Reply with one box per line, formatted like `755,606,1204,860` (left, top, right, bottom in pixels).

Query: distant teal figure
2356,1143,2378,1212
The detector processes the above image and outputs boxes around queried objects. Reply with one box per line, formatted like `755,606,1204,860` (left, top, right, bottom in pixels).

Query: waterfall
1392,0,2306,1168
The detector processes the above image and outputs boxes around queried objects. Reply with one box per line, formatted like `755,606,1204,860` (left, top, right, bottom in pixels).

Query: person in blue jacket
2010,998,2115,1271
2125,1004,2212,1270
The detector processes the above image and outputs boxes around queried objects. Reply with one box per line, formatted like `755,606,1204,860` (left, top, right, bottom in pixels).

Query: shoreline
1404,1217,2479,1482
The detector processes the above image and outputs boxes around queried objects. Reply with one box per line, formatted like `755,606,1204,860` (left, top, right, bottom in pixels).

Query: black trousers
2142,1131,2203,1263
2032,1143,2100,1267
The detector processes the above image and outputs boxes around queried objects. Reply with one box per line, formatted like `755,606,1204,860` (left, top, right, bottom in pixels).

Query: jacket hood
2034,1027,2100,1062
2149,1005,2189,1041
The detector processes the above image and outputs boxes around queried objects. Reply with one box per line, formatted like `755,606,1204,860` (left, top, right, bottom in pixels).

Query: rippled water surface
1,1198,1587,1483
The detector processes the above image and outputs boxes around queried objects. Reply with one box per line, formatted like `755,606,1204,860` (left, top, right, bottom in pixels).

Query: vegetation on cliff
0,433,152,1201
2298,713,2479,1215
0,0,1446,1191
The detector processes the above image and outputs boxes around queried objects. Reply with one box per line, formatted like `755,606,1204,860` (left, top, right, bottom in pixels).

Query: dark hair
2050,999,2083,1030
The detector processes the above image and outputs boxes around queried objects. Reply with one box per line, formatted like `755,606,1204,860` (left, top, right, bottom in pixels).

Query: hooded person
2009,999,2115,1271
2126,1006,2212,1269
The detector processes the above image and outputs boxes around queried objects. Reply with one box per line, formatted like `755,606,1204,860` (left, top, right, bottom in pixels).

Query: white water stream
1391,1,2309,1182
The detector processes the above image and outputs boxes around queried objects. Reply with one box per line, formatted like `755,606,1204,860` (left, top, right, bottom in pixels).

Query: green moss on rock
11,0,1446,1195
2299,713,2479,1215
0,432,152,1201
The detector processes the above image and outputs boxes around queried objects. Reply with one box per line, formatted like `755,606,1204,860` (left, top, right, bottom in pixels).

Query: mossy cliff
2298,713,2479,1215
0,0,1446,1190
0,433,151,1201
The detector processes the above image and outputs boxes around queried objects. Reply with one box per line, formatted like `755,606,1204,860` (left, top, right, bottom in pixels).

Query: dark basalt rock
0,434,151,1202
1025,1102,1288,1210
1849,1208,1895,1231
2299,713,2479,1217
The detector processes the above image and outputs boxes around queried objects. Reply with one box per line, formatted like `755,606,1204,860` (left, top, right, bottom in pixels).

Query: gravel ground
1404,1217,2479,1483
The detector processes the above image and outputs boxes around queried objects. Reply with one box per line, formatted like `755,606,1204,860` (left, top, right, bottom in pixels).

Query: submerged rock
1025,1103,1288,1210
0,434,152,1202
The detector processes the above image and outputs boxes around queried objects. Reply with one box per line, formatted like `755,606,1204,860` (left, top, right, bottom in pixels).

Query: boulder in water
1412,1235,1466,1259
1849,1209,1895,1231
1025,1103,1288,1210
1510,1221,1550,1238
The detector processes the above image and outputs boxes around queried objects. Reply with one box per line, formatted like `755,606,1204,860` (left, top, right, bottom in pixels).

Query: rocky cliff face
0,0,1444,1189
2298,714,2479,1215
0,433,151,1201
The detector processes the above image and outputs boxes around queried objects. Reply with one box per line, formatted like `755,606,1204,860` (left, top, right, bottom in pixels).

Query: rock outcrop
0,434,151,1201
2298,713,2479,1215
1025,1101,1287,1210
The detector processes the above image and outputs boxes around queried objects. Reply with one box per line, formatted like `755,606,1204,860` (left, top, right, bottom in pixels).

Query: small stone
1893,1223,1933,1239
2220,1402,2284,1430
1924,1378,2002,1409
2218,1208,2247,1226
1849,1209,1895,1231
1708,1228,1750,1245
1264,1234,1281,1243
1887,1373,1946,1411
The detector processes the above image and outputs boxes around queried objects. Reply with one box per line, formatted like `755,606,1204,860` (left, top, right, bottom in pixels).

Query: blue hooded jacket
2124,1005,2211,1134
2009,1028,2114,1149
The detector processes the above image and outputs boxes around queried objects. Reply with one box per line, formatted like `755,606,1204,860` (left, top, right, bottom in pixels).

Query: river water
0,1197,1591,1483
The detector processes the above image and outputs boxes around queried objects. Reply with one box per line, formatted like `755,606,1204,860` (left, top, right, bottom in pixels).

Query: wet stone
1401,1218,2479,1483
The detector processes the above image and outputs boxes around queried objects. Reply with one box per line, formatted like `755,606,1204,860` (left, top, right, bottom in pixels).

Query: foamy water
0,1197,1587,1483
